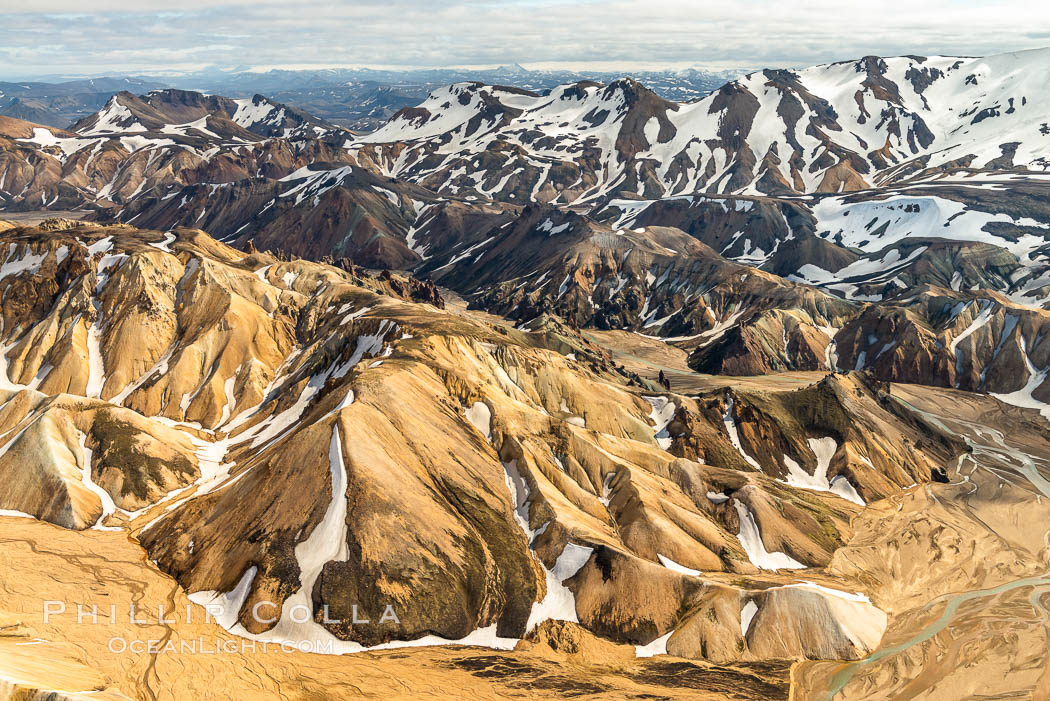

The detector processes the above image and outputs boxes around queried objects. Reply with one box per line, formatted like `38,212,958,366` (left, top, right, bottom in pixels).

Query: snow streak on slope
722,395,762,469
732,499,806,570
740,600,758,637
84,313,106,399
990,335,1050,419
503,457,594,633
77,430,117,529
781,438,865,505
643,395,675,450
463,398,594,636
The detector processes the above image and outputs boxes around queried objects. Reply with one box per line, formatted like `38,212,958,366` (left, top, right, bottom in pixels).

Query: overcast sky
1,0,1049,79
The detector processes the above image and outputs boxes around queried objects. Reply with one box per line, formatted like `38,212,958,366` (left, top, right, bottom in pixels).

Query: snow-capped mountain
352,49,1050,205
72,88,341,140
0,89,355,214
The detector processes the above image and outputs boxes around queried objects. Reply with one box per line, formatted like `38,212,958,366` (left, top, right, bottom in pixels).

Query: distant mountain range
0,76,166,129
0,65,740,132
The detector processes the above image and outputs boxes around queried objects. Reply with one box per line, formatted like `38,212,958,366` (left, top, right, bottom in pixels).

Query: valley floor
0,210,89,225
795,382,1050,700
582,328,825,394
446,291,825,394
0,517,790,700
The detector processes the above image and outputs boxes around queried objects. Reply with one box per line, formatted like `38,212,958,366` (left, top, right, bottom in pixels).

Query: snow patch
77,431,117,529
722,395,761,469
465,401,492,441
657,554,700,577
643,395,675,450
780,438,865,505
740,600,758,637
732,499,805,570
635,631,672,658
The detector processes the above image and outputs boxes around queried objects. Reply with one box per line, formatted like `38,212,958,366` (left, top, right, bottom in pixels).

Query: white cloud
0,0,1047,78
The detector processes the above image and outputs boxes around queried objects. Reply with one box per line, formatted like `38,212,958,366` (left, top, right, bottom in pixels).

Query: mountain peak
493,63,530,75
